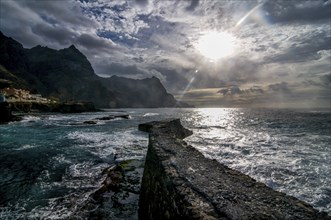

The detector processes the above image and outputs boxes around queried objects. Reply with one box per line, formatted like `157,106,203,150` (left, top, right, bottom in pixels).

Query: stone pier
138,119,329,220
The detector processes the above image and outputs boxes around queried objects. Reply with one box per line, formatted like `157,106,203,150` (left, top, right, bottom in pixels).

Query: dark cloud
21,1,97,28
0,0,99,49
319,74,331,87
302,74,331,88
94,62,143,76
132,56,145,63
268,82,291,93
249,86,264,94
186,0,200,11
31,24,76,46
135,0,148,7
263,1,331,24
217,85,264,96
75,34,114,51
267,31,331,63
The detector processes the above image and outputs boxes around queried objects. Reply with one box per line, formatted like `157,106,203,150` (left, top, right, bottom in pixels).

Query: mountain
0,32,31,89
0,31,191,108
103,75,182,108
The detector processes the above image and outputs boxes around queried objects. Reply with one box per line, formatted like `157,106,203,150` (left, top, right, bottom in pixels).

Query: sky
0,0,330,108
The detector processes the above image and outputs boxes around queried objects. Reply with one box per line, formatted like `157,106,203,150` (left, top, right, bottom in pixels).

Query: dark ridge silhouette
0,31,192,108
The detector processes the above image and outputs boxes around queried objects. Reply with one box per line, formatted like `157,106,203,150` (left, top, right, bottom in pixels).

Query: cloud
92,62,167,83
30,23,76,46
268,82,291,93
135,0,149,7
266,28,331,63
249,86,264,94
186,0,200,11
75,33,118,53
217,85,264,96
217,85,243,96
263,1,331,24
0,0,330,108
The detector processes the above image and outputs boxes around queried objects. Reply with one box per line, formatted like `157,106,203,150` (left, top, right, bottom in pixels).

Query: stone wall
138,119,329,220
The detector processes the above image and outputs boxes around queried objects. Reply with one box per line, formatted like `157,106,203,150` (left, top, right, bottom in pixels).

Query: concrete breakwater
138,119,329,219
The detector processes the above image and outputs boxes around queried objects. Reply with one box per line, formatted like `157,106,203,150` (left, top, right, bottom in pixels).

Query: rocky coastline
138,119,330,219
0,101,98,123
0,102,21,123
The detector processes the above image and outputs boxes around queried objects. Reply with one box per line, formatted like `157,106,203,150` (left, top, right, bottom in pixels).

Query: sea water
0,108,330,218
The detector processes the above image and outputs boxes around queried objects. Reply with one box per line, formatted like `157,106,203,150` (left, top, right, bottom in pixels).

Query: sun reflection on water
186,108,242,159
193,108,239,128
184,108,331,214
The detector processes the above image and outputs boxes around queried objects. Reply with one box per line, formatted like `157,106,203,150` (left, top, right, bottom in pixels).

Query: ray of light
176,69,199,104
235,2,265,27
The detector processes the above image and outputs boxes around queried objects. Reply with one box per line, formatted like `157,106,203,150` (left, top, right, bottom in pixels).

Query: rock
0,102,21,123
52,101,97,113
95,116,115,120
0,102,12,123
95,114,130,121
73,160,144,219
138,119,329,220
83,120,97,124
116,114,130,119
10,102,32,113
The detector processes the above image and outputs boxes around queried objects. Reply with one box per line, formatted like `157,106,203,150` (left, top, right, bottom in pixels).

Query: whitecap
143,113,160,117
21,115,41,123
66,130,148,161
16,144,37,150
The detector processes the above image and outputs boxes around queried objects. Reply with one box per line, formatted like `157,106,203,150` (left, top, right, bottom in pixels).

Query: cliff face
102,76,179,108
138,119,329,220
25,44,116,107
0,32,30,89
0,32,191,108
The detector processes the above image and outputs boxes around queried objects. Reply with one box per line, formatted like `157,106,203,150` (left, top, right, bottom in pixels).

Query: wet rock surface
95,114,130,120
73,160,144,220
83,114,131,125
138,119,330,220
0,102,21,123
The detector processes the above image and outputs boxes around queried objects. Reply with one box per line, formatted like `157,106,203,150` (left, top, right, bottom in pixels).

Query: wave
143,113,160,117
66,129,148,161
15,144,37,150
21,115,42,123
195,125,226,129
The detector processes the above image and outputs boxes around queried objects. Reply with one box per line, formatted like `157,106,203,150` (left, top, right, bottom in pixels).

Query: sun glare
196,31,236,61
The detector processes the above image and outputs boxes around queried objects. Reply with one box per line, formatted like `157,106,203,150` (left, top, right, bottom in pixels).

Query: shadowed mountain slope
0,31,191,108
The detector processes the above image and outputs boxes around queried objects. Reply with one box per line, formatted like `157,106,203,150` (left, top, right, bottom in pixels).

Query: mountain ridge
0,31,192,108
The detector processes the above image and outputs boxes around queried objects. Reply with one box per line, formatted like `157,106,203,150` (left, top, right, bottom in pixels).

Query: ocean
0,108,330,219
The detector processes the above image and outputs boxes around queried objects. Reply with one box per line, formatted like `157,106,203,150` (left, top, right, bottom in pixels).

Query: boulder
0,102,12,123
0,102,21,123
95,114,130,121
83,120,97,125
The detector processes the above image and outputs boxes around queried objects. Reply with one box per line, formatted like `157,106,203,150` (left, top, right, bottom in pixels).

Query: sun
196,31,236,60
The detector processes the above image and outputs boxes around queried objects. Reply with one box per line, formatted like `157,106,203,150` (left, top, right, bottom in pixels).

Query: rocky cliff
102,75,190,108
0,31,191,108
138,119,329,219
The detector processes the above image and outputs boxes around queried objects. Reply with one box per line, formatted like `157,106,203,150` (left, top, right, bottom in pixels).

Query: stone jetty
138,119,329,220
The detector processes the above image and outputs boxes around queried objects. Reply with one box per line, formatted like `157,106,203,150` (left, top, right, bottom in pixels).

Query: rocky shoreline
138,119,330,219
0,101,98,123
